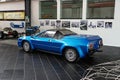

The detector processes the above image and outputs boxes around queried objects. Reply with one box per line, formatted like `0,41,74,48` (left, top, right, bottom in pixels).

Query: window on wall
40,0,57,19
61,0,83,19
87,0,115,19
0,10,25,21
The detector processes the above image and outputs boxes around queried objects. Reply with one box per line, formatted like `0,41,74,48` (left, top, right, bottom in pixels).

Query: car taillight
89,43,94,50
99,40,103,46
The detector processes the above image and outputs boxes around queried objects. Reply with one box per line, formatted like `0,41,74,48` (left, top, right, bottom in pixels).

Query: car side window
37,31,56,38
54,31,63,39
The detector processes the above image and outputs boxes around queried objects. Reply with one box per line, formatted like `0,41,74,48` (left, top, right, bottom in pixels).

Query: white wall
0,1,25,33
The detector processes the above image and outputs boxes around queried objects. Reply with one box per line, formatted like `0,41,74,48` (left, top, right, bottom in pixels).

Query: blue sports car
18,29,103,62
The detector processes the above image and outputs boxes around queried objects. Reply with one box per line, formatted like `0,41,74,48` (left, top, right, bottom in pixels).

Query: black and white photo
56,20,61,28
80,20,88,30
105,22,112,28
71,22,79,28
51,21,56,27
88,21,96,28
97,21,104,28
45,20,50,26
40,21,44,26
62,21,70,28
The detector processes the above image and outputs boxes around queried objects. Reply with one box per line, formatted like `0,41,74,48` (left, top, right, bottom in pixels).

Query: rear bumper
88,49,103,55
88,43,103,53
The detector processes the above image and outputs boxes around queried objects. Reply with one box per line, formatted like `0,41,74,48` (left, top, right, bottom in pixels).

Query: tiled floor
0,39,120,80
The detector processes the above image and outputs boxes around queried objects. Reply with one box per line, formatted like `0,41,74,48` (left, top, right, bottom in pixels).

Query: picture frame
62,21,70,28
80,20,88,30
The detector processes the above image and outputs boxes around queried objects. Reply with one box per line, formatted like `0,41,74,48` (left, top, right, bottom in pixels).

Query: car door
48,31,64,53
31,30,53,51
47,38,64,53
31,30,64,54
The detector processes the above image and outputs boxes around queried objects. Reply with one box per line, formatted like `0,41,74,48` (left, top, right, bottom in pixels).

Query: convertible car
18,29,103,62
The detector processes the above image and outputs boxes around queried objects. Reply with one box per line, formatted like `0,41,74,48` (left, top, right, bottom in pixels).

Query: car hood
64,34,101,41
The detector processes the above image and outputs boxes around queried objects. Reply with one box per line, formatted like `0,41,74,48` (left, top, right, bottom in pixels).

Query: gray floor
0,39,120,80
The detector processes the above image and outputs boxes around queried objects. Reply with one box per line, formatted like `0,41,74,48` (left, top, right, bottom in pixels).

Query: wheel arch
62,46,80,57
21,40,34,50
62,46,85,58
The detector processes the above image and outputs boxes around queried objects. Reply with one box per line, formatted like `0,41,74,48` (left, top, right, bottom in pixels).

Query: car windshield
37,30,56,38
45,31,56,38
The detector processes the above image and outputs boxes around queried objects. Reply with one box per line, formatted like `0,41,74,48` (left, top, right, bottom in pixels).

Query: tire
64,48,78,62
0,31,4,39
22,41,31,52
13,30,18,38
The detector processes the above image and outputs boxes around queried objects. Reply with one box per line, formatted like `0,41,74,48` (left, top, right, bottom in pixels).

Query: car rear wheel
64,48,78,62
23,41,31,52
0,31,4,39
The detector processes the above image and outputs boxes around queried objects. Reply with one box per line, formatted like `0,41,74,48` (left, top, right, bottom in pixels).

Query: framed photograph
71,22,79,28
40,21,44,26
62,21,70,28
88,22,96,28
105,22,112,28
45,20,50,26
80,20,88,30
56,20,61,28
51,21,56,27
97,21,104,28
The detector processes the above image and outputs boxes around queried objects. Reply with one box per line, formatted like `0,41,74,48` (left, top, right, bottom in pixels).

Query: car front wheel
64,48,78,62
23,41,31,52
